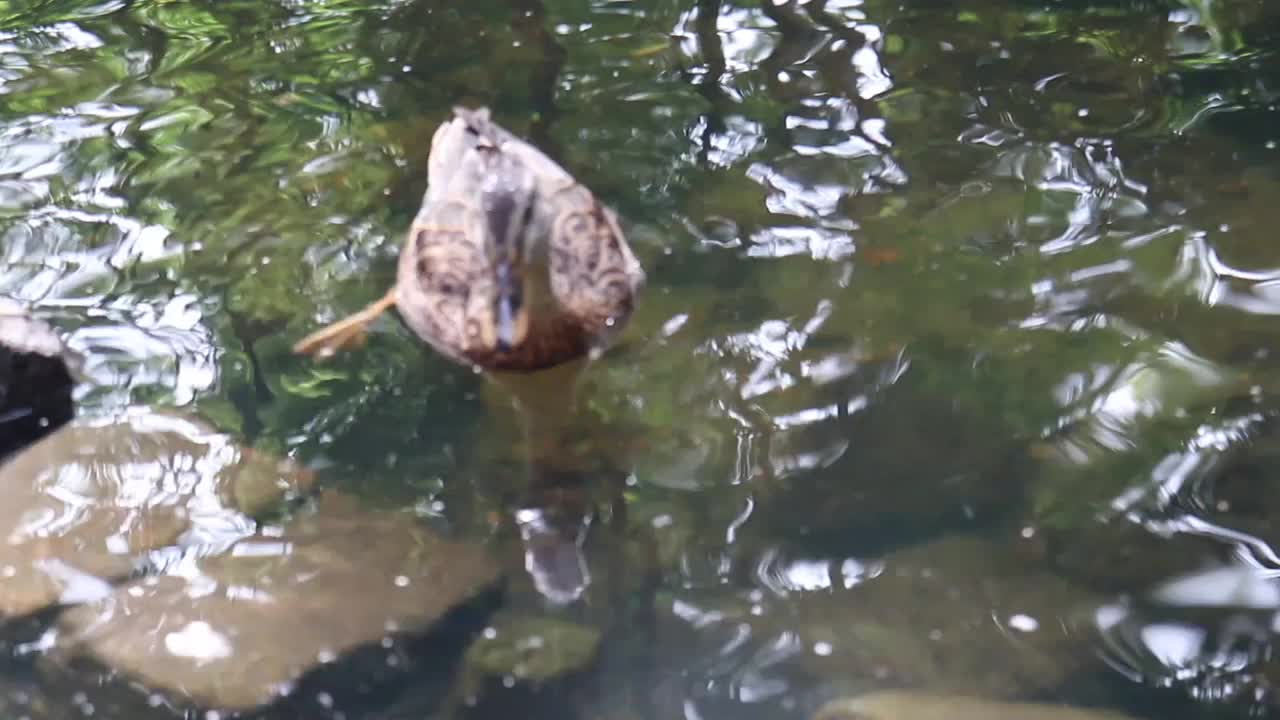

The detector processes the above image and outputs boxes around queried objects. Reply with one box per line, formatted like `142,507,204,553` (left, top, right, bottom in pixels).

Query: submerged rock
662,535,1105,711
795,536,1105,699
1035,516,1223,595
750,375,1030,553
52,491,503,713
0,408,312,617
813,691,1137,720
0,299,77,459
459,611,602,699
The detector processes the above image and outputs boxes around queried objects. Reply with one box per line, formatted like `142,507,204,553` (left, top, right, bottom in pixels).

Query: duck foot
292,288,397,359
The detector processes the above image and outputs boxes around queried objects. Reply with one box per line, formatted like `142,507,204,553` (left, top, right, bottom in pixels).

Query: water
2,0,1280,718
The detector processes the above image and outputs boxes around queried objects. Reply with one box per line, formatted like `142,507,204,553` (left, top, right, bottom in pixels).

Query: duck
293,106,644,372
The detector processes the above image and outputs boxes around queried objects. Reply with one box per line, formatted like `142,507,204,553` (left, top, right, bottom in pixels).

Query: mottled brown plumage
294,107,644,371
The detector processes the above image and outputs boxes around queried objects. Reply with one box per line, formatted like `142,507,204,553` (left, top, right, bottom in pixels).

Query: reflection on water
515,505,592,606
1092,566,1280,709
1,0,1280,718
0,408,311,617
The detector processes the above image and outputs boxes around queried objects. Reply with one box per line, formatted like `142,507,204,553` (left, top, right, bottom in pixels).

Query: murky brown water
1,0,1280,718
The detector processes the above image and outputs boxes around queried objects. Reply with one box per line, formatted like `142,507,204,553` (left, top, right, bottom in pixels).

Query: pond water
2,0,1280,718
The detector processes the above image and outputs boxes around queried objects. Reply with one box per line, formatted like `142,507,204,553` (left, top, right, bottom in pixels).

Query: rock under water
813,691,1138,720
0,408,313,617
51,491,503,713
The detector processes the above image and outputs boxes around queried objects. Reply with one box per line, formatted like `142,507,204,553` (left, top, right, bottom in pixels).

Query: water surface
3,0,1280,718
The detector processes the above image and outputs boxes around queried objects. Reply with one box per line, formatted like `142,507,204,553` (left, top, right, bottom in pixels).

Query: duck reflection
515,503,591,606
479,364,623,608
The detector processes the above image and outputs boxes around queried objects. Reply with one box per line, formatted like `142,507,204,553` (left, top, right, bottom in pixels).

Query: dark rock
0,299,76,460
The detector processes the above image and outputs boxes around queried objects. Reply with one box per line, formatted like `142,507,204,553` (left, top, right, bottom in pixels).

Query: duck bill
493,262,528,353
